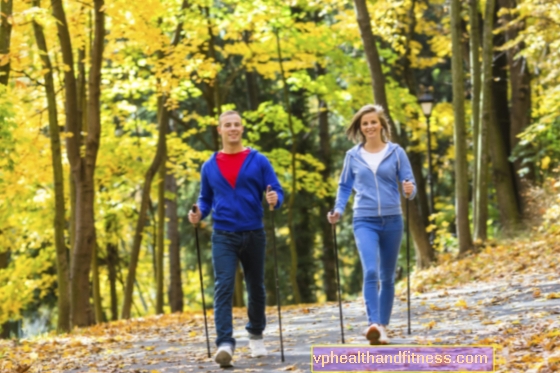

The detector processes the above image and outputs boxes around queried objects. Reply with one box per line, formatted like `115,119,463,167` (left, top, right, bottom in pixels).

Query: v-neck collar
213,148,254,190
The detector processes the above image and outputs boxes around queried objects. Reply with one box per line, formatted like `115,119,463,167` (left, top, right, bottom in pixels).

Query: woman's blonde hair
346,104,391,143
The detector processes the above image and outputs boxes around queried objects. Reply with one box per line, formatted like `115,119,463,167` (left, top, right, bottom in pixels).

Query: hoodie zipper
372,169,382,216
353,145,396,217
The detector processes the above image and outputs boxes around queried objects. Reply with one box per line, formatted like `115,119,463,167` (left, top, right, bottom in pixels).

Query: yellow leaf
455,299,468,309
429,304,449,311
546,293,560,299
541,156,551,170
422,320,437,330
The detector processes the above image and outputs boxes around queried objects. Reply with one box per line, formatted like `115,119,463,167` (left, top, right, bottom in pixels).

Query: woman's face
360,112,382,142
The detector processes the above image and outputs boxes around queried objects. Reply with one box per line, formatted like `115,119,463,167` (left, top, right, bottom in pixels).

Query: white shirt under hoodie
360,145,388,173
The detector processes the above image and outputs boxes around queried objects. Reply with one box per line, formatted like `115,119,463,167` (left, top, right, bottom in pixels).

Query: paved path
63,271,559,372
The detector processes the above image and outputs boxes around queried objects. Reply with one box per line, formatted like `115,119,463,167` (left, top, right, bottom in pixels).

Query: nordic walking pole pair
329,180,412,341
329,210,345,344
192,198,285,362
191,205,211,358
267,186,285,362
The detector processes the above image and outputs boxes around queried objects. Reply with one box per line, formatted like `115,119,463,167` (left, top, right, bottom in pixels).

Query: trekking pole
405,181,411,335
267,186,285,362
330,209,345,344
192,205,211,358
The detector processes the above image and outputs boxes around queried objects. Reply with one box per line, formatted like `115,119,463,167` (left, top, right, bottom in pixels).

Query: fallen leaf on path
429,304,450,311
455,299,468,309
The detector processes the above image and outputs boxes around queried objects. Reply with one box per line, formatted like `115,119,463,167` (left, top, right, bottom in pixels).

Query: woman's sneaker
249,338,268,357
378,325,390,344
214,344,234,368
365,324,390,345
365,324,381,345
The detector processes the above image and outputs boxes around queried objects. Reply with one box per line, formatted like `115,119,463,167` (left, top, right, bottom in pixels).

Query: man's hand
403,180,414,197
188,204,202,225
327,210,341,224
266,185,278,207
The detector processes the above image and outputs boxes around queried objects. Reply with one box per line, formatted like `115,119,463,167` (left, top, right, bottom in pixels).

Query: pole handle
404,179,411,199
192,204,199,227
329,209,337,225
266,185,274,211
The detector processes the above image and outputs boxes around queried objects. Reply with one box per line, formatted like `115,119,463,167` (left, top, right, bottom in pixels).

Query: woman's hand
403,180,414,197
327,210,341,224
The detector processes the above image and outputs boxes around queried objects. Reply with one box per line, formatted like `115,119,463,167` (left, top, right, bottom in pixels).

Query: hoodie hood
347,141,399,159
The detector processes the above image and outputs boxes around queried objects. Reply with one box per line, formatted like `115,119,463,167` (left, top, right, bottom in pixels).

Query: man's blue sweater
197,148,284,232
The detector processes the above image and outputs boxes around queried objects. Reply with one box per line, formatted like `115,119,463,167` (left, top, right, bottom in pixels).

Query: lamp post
418,92,435,245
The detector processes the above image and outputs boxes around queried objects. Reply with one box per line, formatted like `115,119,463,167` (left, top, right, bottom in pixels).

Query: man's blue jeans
211,229,267,348
353,215,403,326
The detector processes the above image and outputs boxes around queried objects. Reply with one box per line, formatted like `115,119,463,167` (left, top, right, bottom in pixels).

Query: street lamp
418,91,435,244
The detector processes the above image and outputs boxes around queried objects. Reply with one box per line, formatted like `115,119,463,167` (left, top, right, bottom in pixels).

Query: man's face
218,114,244,145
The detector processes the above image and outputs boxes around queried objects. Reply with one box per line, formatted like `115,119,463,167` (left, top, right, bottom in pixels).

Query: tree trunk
0,0,12,86
245,69,259,111
474,0,495,242
498,0,533,201
490,25,522,232
1,1,22,337
353,0,433,267
396,2,432,235
451,0,474,254
204,6,221,150
92,245,103,323
68,0,104,327
122,98,168,319
50,0,80,169
50,0,100,328
156,161,166,314
31,3,71,331
275,30,302,304
316,88,336,301
489,109,522,233
0,249,9,338
293,88,317,304
469,0,482,230
165,172,184,313
106,242,119,321
69,175,76,258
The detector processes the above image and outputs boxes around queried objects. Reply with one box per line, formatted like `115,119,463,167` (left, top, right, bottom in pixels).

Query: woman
327,104,416,345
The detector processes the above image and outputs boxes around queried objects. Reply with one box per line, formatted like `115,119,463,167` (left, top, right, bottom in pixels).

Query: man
188,110,283,368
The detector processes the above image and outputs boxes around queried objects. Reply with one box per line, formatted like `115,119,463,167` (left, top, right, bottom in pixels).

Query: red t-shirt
216,148,251,188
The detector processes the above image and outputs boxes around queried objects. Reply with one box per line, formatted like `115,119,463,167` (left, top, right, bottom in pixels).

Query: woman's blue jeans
211,229,267,348
353,215,403,326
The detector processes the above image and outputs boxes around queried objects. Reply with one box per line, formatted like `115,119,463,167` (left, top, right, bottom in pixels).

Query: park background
0,0,558,347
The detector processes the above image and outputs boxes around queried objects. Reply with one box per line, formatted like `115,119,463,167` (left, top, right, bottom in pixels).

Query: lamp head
418,92,435,116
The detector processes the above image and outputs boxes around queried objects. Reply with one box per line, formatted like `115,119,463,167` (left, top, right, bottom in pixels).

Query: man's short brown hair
219,110,242,125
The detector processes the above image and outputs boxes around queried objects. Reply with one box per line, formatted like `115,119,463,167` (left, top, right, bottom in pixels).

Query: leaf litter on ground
0,232,559,372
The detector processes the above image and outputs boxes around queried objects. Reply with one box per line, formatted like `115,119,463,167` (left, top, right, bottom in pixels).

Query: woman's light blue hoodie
334,142,416,217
